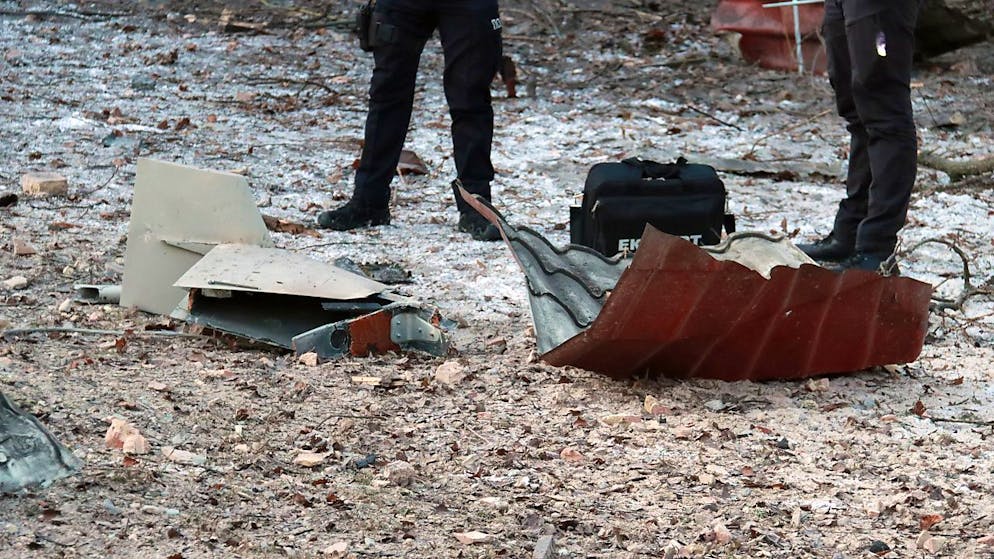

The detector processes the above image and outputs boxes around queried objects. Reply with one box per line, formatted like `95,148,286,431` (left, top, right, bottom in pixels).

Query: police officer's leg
437,0,501,214
825,0,870,249
354,2,434,208
847,4,919,256
318,1,434,230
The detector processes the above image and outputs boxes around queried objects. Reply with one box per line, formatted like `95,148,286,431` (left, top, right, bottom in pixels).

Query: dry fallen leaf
397,149,428,176
453,531,492,545
712,521,732,544
919,514,943,531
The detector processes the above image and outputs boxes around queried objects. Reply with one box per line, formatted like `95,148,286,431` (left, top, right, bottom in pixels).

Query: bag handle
621,156,687,179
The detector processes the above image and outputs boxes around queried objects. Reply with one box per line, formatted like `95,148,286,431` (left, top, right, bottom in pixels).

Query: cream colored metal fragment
172,244,387,300
121,158,272,315
703,232,815,279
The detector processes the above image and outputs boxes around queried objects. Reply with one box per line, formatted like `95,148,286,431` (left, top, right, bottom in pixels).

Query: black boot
797,234,854,262
833,251,899,275
316,199,390,231
458,211,501,242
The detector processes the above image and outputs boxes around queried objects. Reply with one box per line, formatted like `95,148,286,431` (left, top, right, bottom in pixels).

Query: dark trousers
352,0,502,213
823,0,921,255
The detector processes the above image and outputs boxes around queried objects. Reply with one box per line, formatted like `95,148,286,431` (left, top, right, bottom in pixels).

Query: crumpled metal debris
460,188,933,381
1,392,81,493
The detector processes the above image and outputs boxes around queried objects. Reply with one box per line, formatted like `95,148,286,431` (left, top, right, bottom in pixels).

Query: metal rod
762,0,825,74
794,3,803,74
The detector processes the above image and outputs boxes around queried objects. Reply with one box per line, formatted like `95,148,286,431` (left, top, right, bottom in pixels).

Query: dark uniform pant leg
437,0,502,213
825,0,920,255
824,0,871,247
352,1,434,209
846,4,919,255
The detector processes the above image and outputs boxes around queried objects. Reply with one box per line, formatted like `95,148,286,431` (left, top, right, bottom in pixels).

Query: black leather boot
797,234,854,262
316,199,390,231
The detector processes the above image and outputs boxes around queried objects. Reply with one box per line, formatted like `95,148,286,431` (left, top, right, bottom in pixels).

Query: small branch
927,416,994,427
898,238,989,312
745,109,832,158
685,105,743,131
919,151,994,182
245,77,338,94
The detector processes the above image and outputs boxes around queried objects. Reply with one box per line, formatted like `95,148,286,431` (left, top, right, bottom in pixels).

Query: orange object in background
711,0,828,75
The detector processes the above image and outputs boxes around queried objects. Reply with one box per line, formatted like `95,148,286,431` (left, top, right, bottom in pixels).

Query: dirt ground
2,1,994,558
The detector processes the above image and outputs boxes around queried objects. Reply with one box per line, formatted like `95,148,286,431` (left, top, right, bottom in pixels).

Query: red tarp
712,0,828,74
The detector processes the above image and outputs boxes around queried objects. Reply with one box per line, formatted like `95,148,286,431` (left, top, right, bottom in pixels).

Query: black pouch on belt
356,1,397,52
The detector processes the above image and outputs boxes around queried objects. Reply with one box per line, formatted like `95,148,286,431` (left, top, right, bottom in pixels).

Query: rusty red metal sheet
346,310,402,356
543,227,933,381
711,0,827,74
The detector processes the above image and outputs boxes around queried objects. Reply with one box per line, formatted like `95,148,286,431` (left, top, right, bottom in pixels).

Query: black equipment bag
570,157,735,256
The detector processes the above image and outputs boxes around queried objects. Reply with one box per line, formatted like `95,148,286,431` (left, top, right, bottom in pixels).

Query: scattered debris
262,213,321,238
0,392,81,493
74,284,122,305
21,171,68,197
297,352,319,367
11,238,36,256
397,149,428,176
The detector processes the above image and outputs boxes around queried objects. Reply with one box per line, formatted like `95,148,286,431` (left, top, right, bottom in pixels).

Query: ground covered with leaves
2,1,994,558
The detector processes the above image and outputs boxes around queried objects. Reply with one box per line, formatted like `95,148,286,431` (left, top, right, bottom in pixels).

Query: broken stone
2,276,29,290
104,418,150,455
479,497,509,513
805,378,830,392
382,460,416,487
454,531,492,545
161,446,207,466
57,299,72,313
434,360,467,387
293,451,330,467
12,239,38,256
322,541,349,557
560,447,584,462
21,172,68,197
533,535,557,559
298,352,319,367
712,521,733,544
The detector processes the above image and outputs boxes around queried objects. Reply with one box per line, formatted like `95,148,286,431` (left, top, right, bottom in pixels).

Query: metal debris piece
292,305,448,359
0,392,81,494
455,193,626,354
172,245,446,357
74,284,122,304
460,188,933,381
121,158,272,315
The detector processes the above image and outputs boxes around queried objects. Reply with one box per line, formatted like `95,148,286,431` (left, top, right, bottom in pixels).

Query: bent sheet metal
171,244,447,358
1,392,81,493
459,188,932,381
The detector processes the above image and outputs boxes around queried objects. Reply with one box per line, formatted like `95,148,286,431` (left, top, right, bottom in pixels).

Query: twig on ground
685,105,744,131
744,109,832,158
899,238,991,312
927,416,994,427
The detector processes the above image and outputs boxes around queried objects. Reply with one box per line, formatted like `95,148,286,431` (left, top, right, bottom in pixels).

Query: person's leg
799,0,865,261
318,0,433,229
437,0,501,214
846,2,920,257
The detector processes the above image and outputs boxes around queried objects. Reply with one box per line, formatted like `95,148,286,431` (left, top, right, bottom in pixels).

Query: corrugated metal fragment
543,227,933,381
458,193,626,354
